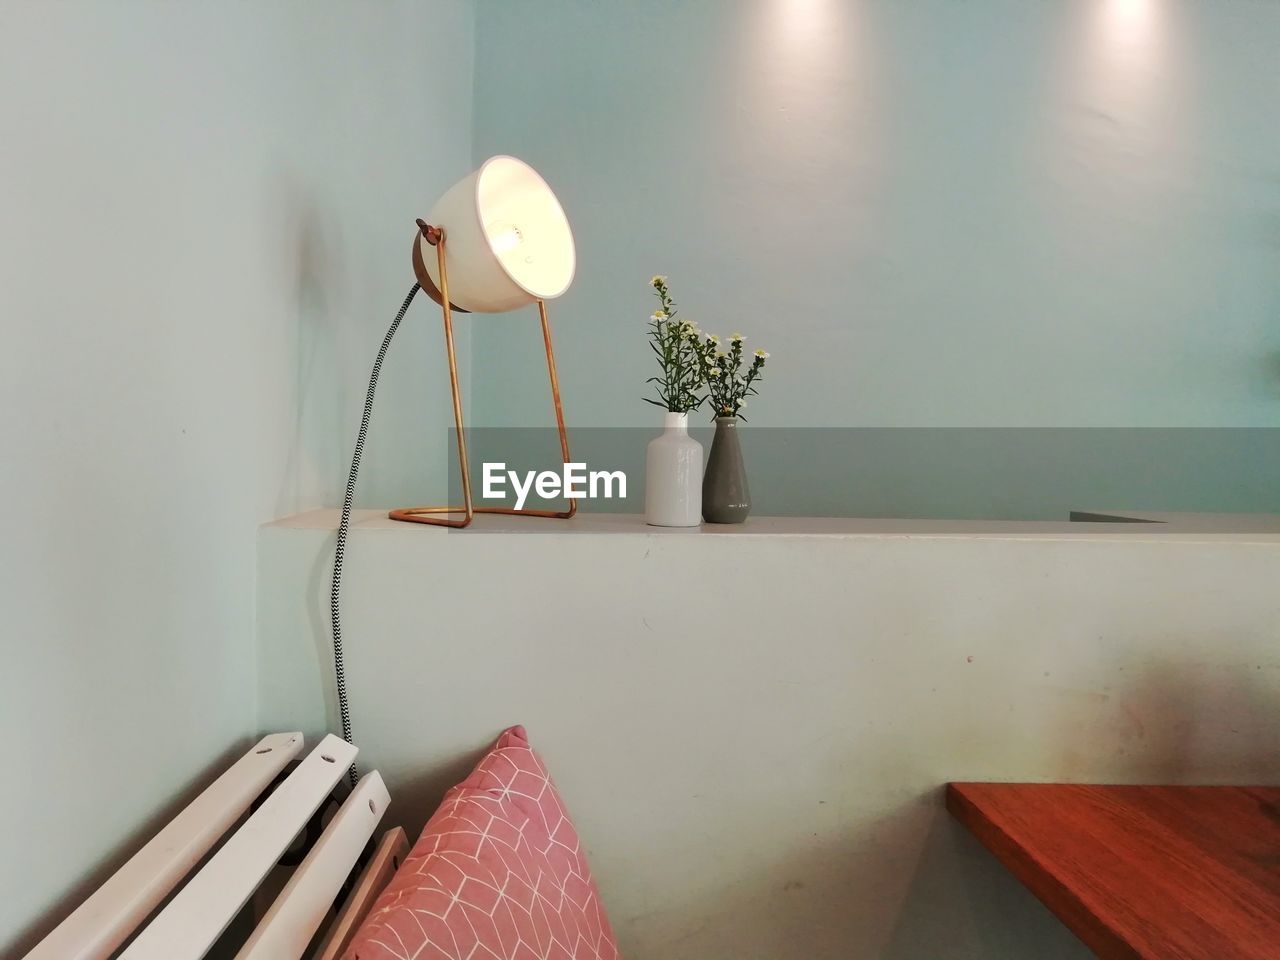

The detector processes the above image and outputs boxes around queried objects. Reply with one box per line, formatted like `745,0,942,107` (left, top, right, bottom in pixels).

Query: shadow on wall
1111,659,1280,785
564,792,1089,960
384,742,492,849
562,749,1055,958
599,658,1280,958
2,740,252,958
305,522,341,736
883,810,1093,960
272,176,347,518
887,660,1280,958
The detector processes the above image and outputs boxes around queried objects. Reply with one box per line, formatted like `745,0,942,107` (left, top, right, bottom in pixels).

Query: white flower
755,349,770,359
715,349,727,359
709,367,722,378
730,332,744,342
650,275,667,288
651,310,667,322
738,400,747,408
707,334,720,344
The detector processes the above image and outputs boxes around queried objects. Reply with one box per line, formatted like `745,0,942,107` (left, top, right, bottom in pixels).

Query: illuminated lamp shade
414,155,576,313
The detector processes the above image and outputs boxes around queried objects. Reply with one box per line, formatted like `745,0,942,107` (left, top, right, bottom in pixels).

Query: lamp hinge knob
416,219,443,246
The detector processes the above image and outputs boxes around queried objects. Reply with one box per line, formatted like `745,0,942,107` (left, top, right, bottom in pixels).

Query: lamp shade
415,156,576,313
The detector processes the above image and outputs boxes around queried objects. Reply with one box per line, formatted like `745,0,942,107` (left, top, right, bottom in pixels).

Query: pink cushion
344,726,621,960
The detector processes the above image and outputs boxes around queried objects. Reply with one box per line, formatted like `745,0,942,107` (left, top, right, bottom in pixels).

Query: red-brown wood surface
947,783,1280,960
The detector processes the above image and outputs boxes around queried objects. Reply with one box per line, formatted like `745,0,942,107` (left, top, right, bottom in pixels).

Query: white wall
0,2,474,952
258,514,1280,959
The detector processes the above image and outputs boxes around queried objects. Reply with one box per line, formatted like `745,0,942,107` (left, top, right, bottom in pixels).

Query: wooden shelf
948,782,1280,960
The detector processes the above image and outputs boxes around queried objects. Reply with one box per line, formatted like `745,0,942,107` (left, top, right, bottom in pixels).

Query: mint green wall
2,0,1277,951
471,0,1280,514
0,2,473,952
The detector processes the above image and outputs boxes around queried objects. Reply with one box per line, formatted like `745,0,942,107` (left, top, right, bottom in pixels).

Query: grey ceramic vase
702,417,751,523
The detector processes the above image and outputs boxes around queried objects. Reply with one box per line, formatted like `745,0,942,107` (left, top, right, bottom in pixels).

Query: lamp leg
388,258,577,526
389,237,474,528
534,299,577,519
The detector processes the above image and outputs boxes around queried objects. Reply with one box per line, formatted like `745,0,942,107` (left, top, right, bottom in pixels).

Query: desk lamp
330,156,577,775
397,154,578,527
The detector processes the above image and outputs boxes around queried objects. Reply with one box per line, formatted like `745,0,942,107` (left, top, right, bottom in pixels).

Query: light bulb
487,221,525,255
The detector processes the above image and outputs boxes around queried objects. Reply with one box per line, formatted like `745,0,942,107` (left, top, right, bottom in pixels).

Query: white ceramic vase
645,412,703,527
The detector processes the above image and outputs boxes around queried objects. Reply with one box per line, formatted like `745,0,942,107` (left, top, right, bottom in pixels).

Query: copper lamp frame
388,221,577,528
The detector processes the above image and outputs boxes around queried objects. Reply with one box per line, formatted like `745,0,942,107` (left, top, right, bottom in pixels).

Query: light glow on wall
1068,0,1178,128
1104,0,1157,42
1098,0,1162,66
743,0,868,134
773,0,840,54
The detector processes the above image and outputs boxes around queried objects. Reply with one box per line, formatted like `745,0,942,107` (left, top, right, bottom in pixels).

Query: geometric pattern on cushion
343,726,621,960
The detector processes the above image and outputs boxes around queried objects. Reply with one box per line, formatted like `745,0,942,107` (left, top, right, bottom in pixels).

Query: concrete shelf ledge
265,508,1280,542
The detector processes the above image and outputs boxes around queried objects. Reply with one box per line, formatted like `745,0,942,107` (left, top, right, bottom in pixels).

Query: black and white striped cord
330,283,420,787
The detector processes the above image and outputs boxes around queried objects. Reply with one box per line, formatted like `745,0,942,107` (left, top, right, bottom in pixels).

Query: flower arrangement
643,275,706,413
643,274,769,418
697,333,768,420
